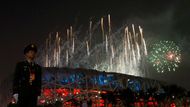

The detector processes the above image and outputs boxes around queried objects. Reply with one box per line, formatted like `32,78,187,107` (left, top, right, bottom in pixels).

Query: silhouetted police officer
12,44,42,107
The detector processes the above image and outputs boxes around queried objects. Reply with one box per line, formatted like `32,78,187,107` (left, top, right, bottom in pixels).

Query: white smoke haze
37,15,148,77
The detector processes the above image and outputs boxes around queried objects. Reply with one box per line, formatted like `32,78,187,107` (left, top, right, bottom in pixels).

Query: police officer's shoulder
35,63,42,69
16,61,25,66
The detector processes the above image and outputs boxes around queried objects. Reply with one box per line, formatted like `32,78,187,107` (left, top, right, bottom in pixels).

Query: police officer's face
25,50,36,60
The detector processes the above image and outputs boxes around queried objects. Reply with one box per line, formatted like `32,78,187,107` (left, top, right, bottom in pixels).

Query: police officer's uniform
12,44,42,107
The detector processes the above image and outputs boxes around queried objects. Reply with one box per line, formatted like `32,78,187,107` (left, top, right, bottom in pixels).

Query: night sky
0,0,190,90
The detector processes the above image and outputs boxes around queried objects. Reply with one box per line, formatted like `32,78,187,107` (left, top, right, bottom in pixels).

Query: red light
170,102,176,107
39,99,45,104
147,101,154,106
148,97,153,101
154,101,158,106
100,103,104,106
73,89,80,95
101,91,107,94
100,99,104,103
43,89,52,97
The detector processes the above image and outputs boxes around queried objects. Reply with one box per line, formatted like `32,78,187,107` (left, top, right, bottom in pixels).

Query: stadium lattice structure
39,67,166,105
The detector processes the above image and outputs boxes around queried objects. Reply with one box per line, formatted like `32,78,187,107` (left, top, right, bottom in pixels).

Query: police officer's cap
24,44,38,54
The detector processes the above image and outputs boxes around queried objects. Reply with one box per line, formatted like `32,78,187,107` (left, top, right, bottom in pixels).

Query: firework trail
101,17,105,41
38,15,148,77
86,41,90,56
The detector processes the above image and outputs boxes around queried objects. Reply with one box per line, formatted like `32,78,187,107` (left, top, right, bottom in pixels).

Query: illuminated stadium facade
39,67,166,105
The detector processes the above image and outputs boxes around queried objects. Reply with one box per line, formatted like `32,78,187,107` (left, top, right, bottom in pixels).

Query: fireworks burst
148,41,181,73
37,14,148,77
